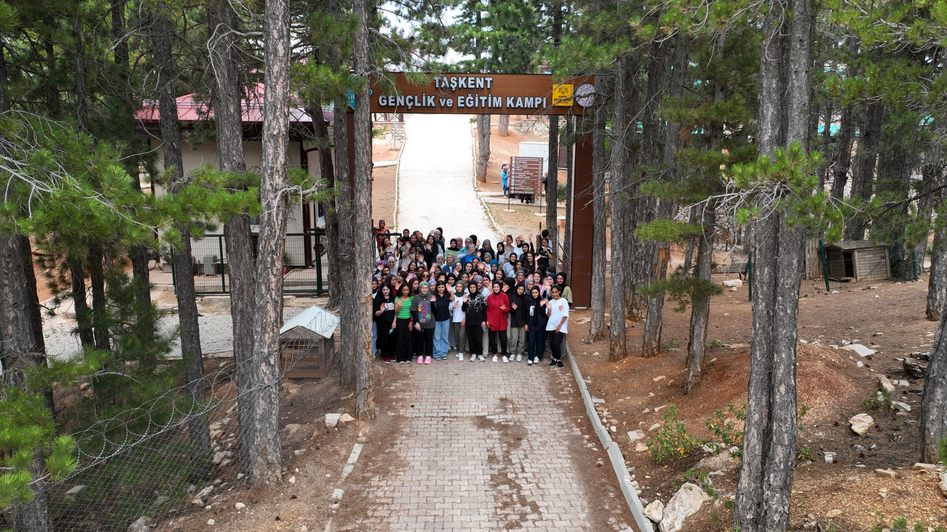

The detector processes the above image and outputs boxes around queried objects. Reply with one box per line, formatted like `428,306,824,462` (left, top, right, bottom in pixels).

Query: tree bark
928,219,947,321
88,243,110,352
70,261,95,347
608,55,634,361
335,105,356,390
207,0,256,474
546,114,559,264
588,90,607,343
352,0,376,420
920,287,947,462
246,0,292,486
151,9,212,465
562,115,574,275
498,115,510,136
685,204,714,393
829,103,856,200
735,1,810,529
476,114,490,182
846,103,883,240
0,234,53,532
312,104,341,305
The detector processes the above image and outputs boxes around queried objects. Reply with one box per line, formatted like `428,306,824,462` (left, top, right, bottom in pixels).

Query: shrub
647,406,704,464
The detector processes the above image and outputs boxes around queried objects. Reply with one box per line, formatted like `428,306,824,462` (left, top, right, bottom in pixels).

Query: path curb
565,343,654,532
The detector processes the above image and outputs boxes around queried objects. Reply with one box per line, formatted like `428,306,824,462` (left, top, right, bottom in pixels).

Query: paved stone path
335,358,634,532
396,114,498,242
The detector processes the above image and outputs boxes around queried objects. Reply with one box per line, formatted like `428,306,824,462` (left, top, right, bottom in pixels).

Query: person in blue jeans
525,285,548,365
431,281,455,360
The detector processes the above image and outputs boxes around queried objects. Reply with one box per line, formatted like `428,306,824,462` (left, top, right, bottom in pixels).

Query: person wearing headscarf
507,281,529,361
450,282,467,360
431,281,454,360
485,279,511,362
410,282,436,364
525,284,548,365
373,283,397,362
462,281,487,361
556,272,573,307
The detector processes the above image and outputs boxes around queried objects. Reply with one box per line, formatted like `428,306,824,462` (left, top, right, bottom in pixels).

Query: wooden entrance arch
346,73,596,307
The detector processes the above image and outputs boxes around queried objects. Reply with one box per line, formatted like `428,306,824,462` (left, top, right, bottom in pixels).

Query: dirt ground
569,269,945,531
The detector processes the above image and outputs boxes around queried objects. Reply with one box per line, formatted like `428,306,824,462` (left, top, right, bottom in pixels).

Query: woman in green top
393,283,414,363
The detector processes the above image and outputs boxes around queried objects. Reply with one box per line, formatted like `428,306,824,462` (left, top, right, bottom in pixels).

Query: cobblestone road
396,114,498,242
335,358,634,532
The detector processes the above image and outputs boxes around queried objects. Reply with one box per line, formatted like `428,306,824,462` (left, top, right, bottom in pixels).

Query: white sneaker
502,356,509,363
479,355,485,362
527,358,533,365
515,354,522,362
492,355,498,362
459,353,464,361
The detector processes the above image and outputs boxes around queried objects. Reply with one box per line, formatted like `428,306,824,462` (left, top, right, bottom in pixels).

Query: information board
508,156,544,195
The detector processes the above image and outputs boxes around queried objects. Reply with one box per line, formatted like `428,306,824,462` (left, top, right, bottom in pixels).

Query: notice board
509,156,543,195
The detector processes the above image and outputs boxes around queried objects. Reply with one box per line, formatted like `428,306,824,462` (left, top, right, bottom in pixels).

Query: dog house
823,241,891,282
279,306,340,379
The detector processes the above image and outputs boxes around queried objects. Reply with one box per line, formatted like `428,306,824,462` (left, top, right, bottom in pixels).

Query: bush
647,406,704,464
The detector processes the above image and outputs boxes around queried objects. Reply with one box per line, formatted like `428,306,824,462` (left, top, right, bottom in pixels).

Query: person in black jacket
373,284,397,362
507,281,529,361
525,285,548,365
462,281,487,362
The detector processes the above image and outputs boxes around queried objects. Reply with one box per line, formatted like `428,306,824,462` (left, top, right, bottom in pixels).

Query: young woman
485,280,511,362
393,284,414,363
450,282,467,360
525,285,548,365
374,284,397,363
423,234,440,265
507,282,529,362
410,278,421,296
462,281,487,362
431,281,454,360
410,282,436,364
556,272,573,308
536,238,551,274
545,285,569,368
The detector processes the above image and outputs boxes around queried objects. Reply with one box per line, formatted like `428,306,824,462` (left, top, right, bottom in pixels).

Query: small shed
824,241,891,282
279,306,340,380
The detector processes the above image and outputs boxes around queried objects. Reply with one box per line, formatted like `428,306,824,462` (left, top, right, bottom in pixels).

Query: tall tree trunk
562,115,574,275
588,90,608,343
921,272,947,462
608,55,634,361
498,115,510,136
928,209,947,321
88,244,110,352
643,36,687,357
0,234,53,532
246,0,291,486
322,0,344,306
313,104,341,304
735,0,811,529
207,0,256,474
335,105,356,389
685,204,714,393
845,103,884,240
476,114,490,182
352,0,376,420
70,261,95,347
829,103,856,200
545,4,562,265
151,10,212,464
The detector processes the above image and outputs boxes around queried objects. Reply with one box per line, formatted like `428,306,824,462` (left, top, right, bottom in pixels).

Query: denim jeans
527,329,546,361
433,320,451,359
372,321,378,354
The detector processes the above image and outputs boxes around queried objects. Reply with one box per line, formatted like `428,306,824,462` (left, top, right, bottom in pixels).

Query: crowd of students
371,222,571,368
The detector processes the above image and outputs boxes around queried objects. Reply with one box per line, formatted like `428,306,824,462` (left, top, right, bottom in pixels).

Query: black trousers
395,319,413,362
466,325,483,356
548,331,565,361
414,327,434,359
488,329,509,356
377,322,394,357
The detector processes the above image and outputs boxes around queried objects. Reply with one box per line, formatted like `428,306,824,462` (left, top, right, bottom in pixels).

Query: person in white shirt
450,282,467,360
545,285,569,368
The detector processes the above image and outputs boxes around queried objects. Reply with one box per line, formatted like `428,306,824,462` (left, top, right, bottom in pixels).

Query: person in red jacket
485,279,511,362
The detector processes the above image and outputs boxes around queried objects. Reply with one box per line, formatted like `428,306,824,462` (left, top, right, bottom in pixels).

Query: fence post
218,235,226,292
315,232,324,296
170,248,177,292
820,239,831,292
747,251,752,302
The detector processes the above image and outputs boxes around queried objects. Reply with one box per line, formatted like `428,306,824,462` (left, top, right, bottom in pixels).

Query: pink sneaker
425,356,432,364
417,356,424,364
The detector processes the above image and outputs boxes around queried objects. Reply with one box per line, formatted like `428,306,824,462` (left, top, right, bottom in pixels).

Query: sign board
509,156,544,195
371,73,594,115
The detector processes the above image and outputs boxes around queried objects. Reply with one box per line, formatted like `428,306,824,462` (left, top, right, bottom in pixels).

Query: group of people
371,222,571,368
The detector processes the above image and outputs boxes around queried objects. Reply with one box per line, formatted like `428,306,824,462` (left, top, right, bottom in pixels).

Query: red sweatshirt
486,292,510,331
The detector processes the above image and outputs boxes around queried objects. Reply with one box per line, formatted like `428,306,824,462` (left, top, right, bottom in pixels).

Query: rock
207,519,216,525
856,360,864,368
823,452,836,464
841,344,876,357
722,279,743,288
660,483,712,532
826,509,843,518
63,485,86,501
237,473,245,480
288,475,296,484
212,451,231,465
891,401,911,412
284,424,301,435
644,500,665,523
234,502,246,510
874,468,896,479
649,423,661,431
592,397,606,404
196,486,214,499
339,413,356,423
695,451,736,473
729,286,738,292
153,496,169,507
914,463,937,470
192,499,203,506
911,351,931,361
939,473,947,498
627,430,645,442
849,413,874,436
653,375,666,382
897,380,910,387
878,376,896,394
904,358,928,378
324,413,342,428
636,442,649,452
128,517,149,532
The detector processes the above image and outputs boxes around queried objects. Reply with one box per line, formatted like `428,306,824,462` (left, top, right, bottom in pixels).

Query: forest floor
153,117,945,532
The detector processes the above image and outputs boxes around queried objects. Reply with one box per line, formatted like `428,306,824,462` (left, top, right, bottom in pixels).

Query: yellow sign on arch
552,84,574,107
